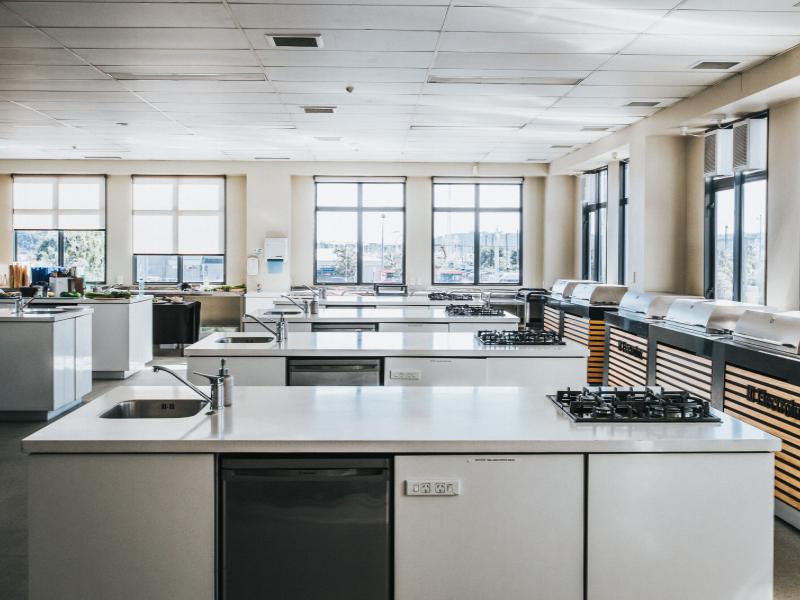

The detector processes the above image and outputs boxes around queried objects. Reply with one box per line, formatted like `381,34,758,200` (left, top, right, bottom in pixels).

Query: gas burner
429,292,474,301
446,304,505,317
551,386,721,423
476,329,565,346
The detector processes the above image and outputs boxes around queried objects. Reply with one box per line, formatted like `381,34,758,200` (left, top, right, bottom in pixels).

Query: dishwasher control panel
405,480,461,496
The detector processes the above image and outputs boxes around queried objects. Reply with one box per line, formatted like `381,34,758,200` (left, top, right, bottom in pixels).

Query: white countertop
272,296,525,307
248,306,519,324
29,295,152,305
0,306,93,322
21,385,781,454
185,331,589,358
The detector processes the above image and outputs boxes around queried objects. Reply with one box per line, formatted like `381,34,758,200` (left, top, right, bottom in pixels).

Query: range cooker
551,386,721,423
476,329,564,346
445,304,505,317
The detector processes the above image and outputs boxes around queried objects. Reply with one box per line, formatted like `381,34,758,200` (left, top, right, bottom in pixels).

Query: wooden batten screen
544,306,562,336
723,365,800,511
563,313,605,385
607,326,648,387
654,343,713,401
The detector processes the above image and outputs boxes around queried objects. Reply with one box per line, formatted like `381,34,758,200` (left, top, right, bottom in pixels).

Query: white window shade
12,175,105,230
132,176,225,255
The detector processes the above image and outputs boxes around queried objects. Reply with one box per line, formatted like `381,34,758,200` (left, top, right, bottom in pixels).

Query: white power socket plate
405,480,460,496
389,370,422,381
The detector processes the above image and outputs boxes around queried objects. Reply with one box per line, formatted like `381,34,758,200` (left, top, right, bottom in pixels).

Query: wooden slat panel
543,307,561,335
723,363,800,511
607,326,648,387
563,314,605,384
656,344,713,374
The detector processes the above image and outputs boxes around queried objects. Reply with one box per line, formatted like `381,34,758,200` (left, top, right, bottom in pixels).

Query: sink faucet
244,313,286,342
1,295,35,315
281,294,308,313
152,365,225,411
482,290,493,307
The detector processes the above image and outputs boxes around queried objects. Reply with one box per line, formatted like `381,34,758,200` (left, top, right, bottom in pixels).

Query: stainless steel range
732,309,800,354
476,329,564,346
551,386,721,423
445,304,505,317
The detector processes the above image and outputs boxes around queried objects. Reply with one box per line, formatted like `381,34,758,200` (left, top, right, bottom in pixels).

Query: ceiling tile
0,48,86,65
273,81,423,94
433,52,611,70
257,50,432,69
121,80,274,93
4,2,236,27
567,84,701,98
679,0,800,8
446,7,668,34
230,4,447,30
554,96,681,107
625,34,800,55
439,32,635,54
0,27,60,48
265,67,427,83
76,49,260,67
245,29,438,52
601,54,767,72
0,79,122,91
0,65,108,79
45,28,250,50
582,70,730,86
422,83,573,96
651,10,800,36
136,91,282,104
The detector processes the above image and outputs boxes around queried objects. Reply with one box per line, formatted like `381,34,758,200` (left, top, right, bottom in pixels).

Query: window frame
132,175,227,286
618,161,629,285
431,180,523,286
313,180,407,285
704,170,768,302
12,174,108,284
581,168,608,282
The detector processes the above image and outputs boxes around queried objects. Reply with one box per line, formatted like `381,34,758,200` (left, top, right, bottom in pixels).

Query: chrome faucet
482,290,493,307
152,365,225,412
1,294,35,315
281,294,308,313
244,312,286,342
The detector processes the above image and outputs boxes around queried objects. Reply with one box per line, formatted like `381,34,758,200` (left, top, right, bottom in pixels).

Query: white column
542,174,578,288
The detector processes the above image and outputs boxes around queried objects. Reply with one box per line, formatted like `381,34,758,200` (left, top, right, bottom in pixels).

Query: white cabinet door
486,357,586,391
379,322,449,332
287,322,312,332
187,356,286,386
588,453,774,600
52,319,76,409
448,322,516,332
395,454,584,600
384,357,487,386
74,314,92,399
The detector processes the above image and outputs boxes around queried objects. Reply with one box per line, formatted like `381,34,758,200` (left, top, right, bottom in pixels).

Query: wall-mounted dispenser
265,237,288,274
247,249,262,277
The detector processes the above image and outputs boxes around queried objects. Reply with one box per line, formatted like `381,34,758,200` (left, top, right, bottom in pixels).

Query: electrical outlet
405,480,460,496
390,370,421,381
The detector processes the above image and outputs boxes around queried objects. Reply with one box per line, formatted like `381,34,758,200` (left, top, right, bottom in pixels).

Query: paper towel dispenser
265,237,288,261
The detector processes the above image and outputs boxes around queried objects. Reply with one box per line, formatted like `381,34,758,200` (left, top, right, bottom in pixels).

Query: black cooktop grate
429,292,474,301
551,387,721,423
446,304,505,317
476,329,565,346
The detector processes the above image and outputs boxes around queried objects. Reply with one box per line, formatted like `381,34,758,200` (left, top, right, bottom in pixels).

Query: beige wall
541,175,577,287
0,160,549,290
684,136,706,297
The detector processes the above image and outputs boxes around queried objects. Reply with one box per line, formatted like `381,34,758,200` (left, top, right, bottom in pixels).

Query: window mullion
474,184,480,285
356,183,363,284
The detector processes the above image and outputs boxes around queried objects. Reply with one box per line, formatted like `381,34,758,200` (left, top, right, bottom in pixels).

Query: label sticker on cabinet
390,370,422,381
405,480,460,496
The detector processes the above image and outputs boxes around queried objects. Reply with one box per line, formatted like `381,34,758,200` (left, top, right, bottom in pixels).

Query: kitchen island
23,385,780,600
243,306,519,333
185,331,588,389
0,306,92,420
30,295,152,378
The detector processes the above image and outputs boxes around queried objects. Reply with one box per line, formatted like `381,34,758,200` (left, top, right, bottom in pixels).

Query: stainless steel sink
216,336,274,343
23,308,65,314
100,399,207,419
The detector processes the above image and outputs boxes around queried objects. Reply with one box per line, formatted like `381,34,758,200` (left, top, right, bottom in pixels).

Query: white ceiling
0,0,799,162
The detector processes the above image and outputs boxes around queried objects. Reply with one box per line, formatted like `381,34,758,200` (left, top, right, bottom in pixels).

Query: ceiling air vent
303,106,336,114
581,126,610,132
551,144,573,149
427,75,583,85
704,129,733,176
692,61,740,70
266,33,323,48
732,118,767,172
626,101,660,107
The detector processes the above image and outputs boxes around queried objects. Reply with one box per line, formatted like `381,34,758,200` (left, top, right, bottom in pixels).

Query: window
132,176,226,284
619,161,629,285
706,172,767,303
432,179,522,285
13,175,106,283
704,114,768,304
581,169,608,282
314,179,405,284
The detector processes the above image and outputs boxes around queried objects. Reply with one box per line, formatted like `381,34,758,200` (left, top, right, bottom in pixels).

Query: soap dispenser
219,358,234,407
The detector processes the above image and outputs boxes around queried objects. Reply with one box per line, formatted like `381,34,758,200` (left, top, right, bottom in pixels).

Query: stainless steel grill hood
570,283,628,306
550,279,595,299
618,291,704,320
664,299,771,334
733,310,800,354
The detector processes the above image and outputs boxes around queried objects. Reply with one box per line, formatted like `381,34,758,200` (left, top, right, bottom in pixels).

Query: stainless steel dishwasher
287,358,383,385
220,457,391,600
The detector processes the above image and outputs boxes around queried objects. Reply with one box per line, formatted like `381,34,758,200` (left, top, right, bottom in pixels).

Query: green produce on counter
85,290,131,299
60,291,81,298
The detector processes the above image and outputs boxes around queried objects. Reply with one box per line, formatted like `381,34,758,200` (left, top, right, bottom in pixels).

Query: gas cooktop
476,329,565,346
446,304,505,317
551,387,721,423
429,292,474,301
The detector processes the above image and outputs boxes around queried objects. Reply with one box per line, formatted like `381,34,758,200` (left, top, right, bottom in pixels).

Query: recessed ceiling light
106,72,266,81
116,122,128,126
581,126,611,132
550,144,573,149
691,61,740,70
526,158,547,162
626,101,660,107
410,125,522,130
265,33,323,48
427,75,583,85
254,157,291,160
303,106,336,114
314,136,342,142
83,156,122,159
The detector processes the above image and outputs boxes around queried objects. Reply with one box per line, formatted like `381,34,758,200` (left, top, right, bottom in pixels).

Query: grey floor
1,357,799,600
